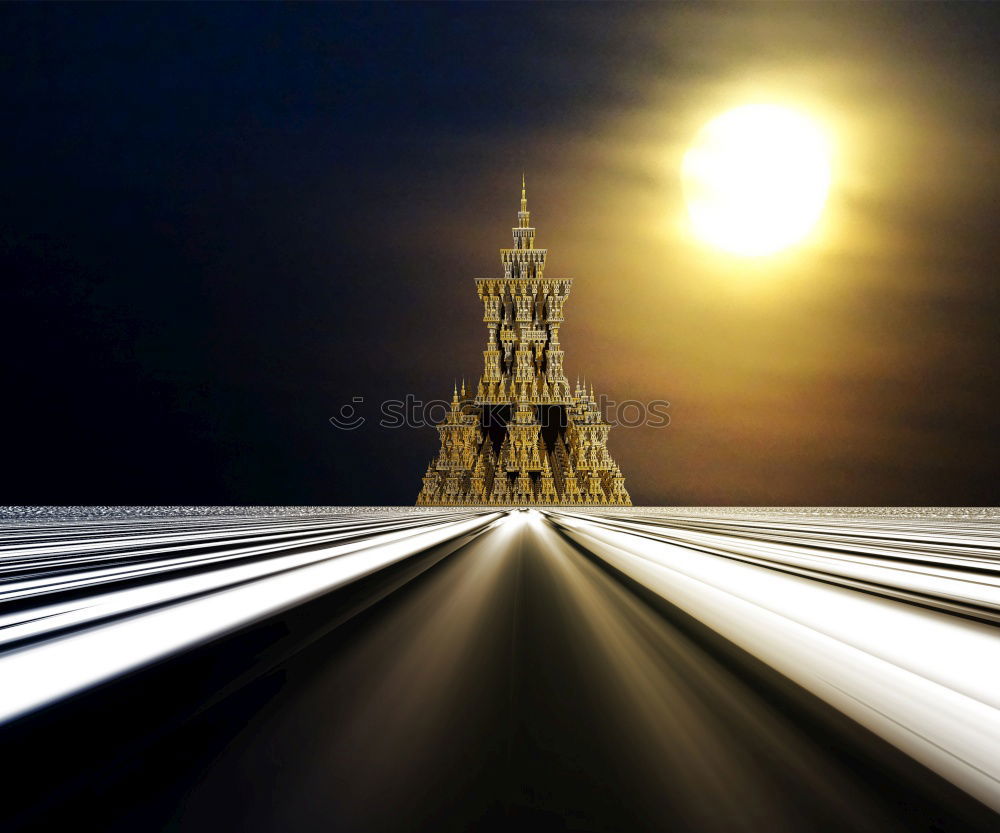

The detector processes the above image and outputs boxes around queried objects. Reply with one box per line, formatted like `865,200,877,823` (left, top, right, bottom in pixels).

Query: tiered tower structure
416,178,631,506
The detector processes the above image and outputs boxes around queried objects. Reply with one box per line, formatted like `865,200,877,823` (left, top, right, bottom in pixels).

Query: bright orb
681,104,832,256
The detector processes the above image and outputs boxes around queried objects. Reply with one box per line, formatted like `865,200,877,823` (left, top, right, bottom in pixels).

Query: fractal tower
416,179,631,506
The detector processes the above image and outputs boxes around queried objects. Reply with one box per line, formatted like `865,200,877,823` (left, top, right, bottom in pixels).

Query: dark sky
2,2,998,506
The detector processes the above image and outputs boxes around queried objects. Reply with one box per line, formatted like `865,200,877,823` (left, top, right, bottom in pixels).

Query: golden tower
416,178,632,506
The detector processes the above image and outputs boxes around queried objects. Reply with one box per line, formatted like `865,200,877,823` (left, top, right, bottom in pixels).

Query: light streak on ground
0,506,997,831
548,508,1000,814
0,509,500,723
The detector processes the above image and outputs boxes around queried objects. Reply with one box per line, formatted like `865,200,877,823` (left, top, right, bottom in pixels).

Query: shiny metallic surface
0,507,997,830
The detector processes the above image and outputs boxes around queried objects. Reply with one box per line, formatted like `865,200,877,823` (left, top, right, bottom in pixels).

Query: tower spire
517,172,531,235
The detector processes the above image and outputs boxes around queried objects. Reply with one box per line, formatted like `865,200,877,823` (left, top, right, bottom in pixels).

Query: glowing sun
681,104,832,256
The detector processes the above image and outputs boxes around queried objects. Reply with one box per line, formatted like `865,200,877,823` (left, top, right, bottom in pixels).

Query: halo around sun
681,104,832,257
